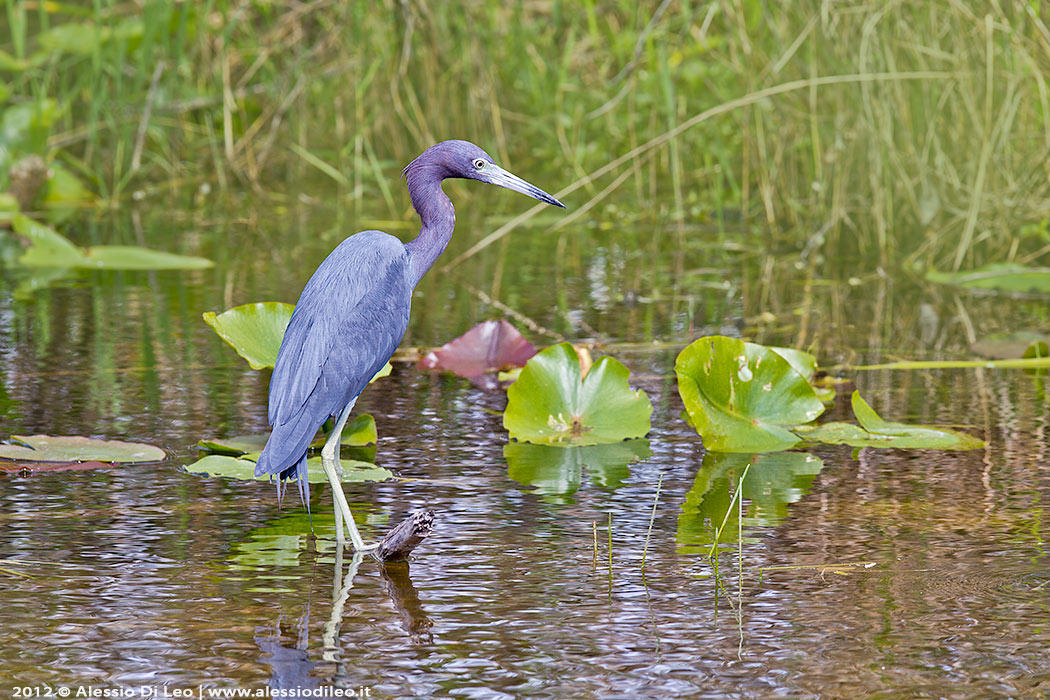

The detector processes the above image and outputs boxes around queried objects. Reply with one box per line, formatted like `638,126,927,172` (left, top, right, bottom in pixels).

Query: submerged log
375,509,435,562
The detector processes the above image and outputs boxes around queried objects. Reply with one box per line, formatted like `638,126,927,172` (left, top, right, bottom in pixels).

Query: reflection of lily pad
505,439,651,496
198,415,378,456
503,343,652,445
203,301,392,379
228,511,347,569
182,454,392,483
419,319,536,389
676,336,824,452
927,263,1050,294
677,451,824,553
0,434,165,463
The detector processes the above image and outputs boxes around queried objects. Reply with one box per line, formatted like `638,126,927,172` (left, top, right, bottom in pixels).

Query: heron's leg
320,398,376,551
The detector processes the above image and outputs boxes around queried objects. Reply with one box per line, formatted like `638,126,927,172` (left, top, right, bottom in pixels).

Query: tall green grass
3,1,1049,271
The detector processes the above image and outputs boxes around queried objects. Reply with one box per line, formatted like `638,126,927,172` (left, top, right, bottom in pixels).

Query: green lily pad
78,246,213,270
10,215,213,270
197,434,270,456
677,451,825,553
12,213,84,267
329,413,378,447
203,302,292,370
794,391,985,450
0,434,165,463
675,336,825,453
503,342,652,445
504,439,651,496
199,415,378,456
203,301,393,379
183,454,393,483
769,346,817,380
927,263,1050,294
771,345,835,402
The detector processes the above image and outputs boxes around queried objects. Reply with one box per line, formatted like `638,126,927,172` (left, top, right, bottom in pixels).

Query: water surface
0,195,1048,698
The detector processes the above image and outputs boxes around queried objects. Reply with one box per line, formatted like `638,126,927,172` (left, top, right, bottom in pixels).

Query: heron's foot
345,540,381,553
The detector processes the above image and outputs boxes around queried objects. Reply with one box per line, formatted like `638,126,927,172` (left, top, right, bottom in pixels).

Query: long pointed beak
486,165,566,208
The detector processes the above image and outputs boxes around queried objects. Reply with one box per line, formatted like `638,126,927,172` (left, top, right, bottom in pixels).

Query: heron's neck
405,171,455,287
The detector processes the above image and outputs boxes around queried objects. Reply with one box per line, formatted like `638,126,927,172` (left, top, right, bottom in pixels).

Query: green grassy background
4,0,1049,273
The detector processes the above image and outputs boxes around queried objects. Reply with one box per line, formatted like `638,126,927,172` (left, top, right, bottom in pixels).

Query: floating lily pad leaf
11,213,85,267
308,414,377,448
0,460,110,474
504,439,651,497
203,302,292,369
771,346,835,402
770,346,818,381
0,434,165,463
850,391,985,449
677,451,824,554
11,215,213,270
77,246,213,270
675,336,825,453
202,301,391,380
197,434,270,456
927,263,1050,294
794,392,985,450
200,415,378,457
420,319,536,389
183,454,392,483
338,414,377,446
503,342,652,445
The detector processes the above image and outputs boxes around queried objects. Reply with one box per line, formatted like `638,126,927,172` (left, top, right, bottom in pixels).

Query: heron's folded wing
268,231,412,428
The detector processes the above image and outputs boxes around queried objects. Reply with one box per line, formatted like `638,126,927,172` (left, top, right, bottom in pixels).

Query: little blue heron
255,140,565,551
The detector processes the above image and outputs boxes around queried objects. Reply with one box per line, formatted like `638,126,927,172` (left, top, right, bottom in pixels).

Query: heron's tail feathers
273,454,311,513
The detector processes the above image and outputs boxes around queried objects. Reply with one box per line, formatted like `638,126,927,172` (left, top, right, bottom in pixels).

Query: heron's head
403,140,565,208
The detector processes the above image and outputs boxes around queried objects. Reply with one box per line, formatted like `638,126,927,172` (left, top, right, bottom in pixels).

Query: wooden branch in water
375,509,434,562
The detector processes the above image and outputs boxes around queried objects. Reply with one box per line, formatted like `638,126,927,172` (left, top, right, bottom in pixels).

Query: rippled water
1,199,1048,698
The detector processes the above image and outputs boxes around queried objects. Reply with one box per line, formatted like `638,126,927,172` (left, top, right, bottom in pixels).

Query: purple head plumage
402,140,565,209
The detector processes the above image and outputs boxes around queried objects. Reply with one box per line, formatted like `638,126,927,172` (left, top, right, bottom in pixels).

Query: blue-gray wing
255,231,411,478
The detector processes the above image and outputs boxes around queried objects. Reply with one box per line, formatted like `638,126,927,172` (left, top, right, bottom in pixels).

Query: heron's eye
472,158,486,170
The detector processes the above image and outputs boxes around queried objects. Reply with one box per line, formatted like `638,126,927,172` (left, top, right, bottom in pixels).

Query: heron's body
254,140,564,550
254,231,412,486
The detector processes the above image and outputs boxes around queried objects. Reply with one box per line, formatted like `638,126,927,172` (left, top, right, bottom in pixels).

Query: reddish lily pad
0,460,111,474
419,319,537,389
0,435,165,463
